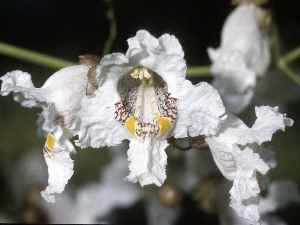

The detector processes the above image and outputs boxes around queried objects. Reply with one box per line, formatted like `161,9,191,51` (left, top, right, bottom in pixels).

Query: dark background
0,0,299,76
0,0,300,224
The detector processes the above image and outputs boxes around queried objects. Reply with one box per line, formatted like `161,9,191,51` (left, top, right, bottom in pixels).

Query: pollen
45,133,56,151
125,116,137,135
158,116,172,137
130,67,152,80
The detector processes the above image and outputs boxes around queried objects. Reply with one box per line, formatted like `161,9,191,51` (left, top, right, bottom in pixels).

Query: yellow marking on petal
45,133,56,151
125,116,137,135
159,116,172,136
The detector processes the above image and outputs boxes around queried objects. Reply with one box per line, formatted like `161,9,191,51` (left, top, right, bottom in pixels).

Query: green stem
278,47,300,86
0,42,74,69
0,41,212,78
271,22,300,86
187,66,211,78
102,0,117,55
280,47,300,64
278,61,300,85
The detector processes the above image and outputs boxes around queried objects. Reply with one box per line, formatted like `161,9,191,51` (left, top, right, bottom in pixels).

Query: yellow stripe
45,133,56,151
125,116,137,135
159,116,172,136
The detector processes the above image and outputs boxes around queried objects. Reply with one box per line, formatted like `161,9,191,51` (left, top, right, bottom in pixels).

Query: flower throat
114,67,177,139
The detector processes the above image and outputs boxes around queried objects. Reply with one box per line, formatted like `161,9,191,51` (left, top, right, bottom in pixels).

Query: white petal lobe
173,81,226,138
238,106,294,145
77,78,129,148
0,70,45,107
41,129,75,203
126,30,187,96
126,138,168,186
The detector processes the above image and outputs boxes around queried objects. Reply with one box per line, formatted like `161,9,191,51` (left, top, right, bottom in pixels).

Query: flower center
114,67,177,139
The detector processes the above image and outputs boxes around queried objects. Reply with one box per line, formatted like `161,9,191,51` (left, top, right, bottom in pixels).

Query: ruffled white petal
0,70,46,107
96,53,129,85
229,147,269,223
205,106,293,224
1,65,89,134
126,138,168,186
237,106,294,145
126,30,187,97
208,4,270,113
1,66,90,202
41,128,75,203
172,81,226,138
41,65,89,131
77,61,129,148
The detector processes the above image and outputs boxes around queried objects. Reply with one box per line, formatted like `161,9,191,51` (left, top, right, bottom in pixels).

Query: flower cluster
0,28,292,224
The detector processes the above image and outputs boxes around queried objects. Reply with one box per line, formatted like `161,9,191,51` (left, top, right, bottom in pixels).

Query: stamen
130,67,152,80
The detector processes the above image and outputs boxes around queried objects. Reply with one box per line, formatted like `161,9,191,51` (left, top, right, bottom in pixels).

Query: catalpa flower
1,30,292,225
206,106,293,224
77,30,226,186
76,32,292,224
208,3,270,113
0,65,91,202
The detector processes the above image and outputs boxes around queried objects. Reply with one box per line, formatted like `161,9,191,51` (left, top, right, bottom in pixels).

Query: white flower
77,29,226,186
206,106,293,224
208,3,270,113
0,65,90,202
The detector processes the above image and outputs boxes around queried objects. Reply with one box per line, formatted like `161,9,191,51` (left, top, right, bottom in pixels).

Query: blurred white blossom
11,151,47,199
147,198,179,225
259,180,300,214
43,150,141,223
0,213,14,223
208,3,270,113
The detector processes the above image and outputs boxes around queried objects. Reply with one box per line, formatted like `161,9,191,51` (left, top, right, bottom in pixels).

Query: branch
187,66,211,78
0,41,212,78
271,23,300,86
0,42,74,69
102,0,117,55
278,47,300,86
